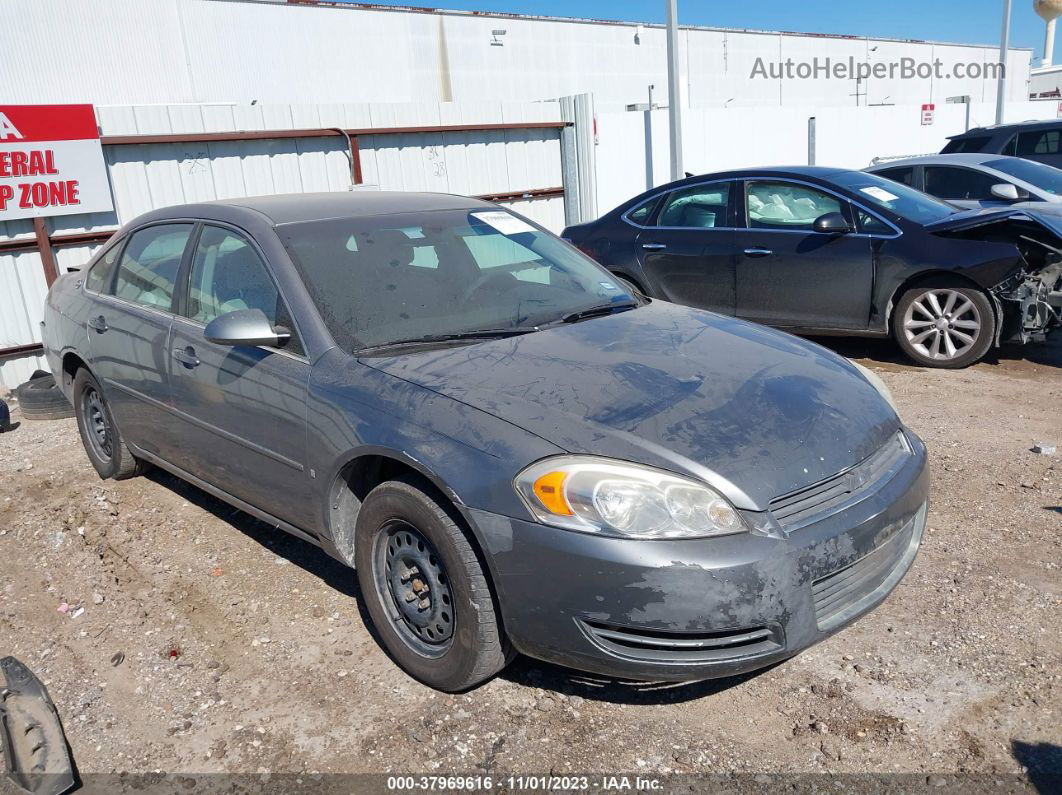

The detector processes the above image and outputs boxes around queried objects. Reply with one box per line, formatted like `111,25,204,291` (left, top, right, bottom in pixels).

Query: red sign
0,104,113,221
921,103,935,126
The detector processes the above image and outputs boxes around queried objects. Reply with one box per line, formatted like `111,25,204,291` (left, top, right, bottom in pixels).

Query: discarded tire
0,397,13,432
15,374,75,421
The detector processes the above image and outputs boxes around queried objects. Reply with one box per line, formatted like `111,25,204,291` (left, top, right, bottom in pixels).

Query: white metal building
1,0,1033,112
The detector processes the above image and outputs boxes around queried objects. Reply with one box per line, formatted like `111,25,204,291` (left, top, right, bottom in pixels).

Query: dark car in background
942,119,1062,168
563,167,1062,368
866,153,1062,210
43,192,927,691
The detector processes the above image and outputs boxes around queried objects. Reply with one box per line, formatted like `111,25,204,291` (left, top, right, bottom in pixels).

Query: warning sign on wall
0,104,113,222
921,103,935,126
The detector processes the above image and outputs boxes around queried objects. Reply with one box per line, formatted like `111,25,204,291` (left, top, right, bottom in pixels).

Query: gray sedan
42,192,928,691
866,152,1062,210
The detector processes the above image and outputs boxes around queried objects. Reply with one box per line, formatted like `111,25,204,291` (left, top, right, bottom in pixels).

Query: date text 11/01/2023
386,776,664,791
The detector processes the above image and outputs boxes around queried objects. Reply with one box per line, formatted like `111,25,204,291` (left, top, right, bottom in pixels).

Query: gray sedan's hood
364,302,900,510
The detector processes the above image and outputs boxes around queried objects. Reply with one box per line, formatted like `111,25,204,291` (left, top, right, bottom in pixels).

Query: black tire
892,283,995,369
354,475,508,692
14,374,75,421
72,369,147,480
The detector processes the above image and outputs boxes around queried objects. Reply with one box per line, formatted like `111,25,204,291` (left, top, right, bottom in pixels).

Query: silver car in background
866,153,1062,210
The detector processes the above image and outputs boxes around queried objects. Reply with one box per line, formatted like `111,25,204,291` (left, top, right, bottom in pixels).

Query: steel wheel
902,288,983,362
372,519,455,658
81,387,113,462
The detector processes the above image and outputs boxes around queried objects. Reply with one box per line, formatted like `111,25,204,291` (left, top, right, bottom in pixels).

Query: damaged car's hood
364,301,900,511
925,205,1062,238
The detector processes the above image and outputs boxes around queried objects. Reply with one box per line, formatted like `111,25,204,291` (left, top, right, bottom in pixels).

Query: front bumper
464,432,929,681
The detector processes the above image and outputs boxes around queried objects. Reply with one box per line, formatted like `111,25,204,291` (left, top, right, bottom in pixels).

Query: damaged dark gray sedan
43,192,928,691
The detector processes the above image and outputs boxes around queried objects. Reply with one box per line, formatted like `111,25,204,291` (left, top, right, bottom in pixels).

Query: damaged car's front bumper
464,430,929,681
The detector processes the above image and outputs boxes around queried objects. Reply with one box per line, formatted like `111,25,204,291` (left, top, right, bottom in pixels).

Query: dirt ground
0,336,1059,789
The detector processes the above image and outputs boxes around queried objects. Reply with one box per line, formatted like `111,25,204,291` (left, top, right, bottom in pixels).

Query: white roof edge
237,0,1033,50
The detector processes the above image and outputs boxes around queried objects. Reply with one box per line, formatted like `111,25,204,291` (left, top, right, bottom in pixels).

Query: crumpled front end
992,255,1062,345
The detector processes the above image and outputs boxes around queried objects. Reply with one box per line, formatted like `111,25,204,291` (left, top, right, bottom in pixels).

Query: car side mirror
204,308,291,348
990,183,1024,201
813,212,851,235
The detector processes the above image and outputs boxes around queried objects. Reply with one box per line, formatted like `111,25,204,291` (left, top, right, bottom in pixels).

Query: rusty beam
99,121,567,147
0,229,114,254
0,342,44,359
32,218,59,287
477,187,565,202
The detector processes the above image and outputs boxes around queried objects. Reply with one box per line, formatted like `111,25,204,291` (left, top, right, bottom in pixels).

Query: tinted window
830,171,956,224
924,166,1000,200
984,157,1062,194
84,239,123,294
1003,135,1018,156
857,211,892,235
185,225,304,356
942,136,992,154
658,183,730,228
625,197,659,225
1016,129,1061,156
875,167,914,186
113,224,193,310
746,181,842,230
277,208,635,352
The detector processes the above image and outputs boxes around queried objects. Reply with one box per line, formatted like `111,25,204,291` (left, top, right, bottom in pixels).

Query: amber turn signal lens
532,471,573,516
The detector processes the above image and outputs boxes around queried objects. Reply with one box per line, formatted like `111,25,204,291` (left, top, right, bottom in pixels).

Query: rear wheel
72,369,147,480
354,475,508,692
893,284,995,368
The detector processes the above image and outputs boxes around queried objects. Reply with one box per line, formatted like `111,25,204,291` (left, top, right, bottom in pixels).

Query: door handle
87,315,108,333
641,242,667,250
172,346,200,367
743,247,773,258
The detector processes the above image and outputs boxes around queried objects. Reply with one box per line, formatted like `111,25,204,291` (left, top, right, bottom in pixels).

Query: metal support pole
808,117,817,166
1046,18,1057,67
32,217,59,287
995,0,1012,126
665,0,684,181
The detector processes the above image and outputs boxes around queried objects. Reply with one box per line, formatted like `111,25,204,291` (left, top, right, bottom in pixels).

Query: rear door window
624,196,660,226
924,166,1000,200
113,224,193,311
875,167,914,186
1016,129,1061,156
658,183,730,228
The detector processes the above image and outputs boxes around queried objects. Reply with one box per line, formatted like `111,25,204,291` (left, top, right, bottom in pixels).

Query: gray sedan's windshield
984,157,1062,195
277,208,635,352
834,171,957,224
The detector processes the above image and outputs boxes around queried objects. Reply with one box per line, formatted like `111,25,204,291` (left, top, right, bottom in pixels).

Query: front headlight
514,456,748,539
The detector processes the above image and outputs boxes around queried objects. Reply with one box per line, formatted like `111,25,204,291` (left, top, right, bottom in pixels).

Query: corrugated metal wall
0,0,1033,112
0,100,565,389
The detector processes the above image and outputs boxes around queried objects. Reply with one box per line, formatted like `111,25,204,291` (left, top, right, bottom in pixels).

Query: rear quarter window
84,239,123,294
942,136,992,154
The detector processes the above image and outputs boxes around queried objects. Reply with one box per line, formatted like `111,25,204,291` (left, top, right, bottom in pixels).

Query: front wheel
892,285,995,368
354,475,509,692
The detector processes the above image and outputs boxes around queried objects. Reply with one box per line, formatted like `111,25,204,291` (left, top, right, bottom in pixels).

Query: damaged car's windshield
833,170,957,224
277,208,636,352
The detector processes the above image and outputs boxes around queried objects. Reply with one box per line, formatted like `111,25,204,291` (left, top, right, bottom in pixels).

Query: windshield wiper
560,301,639,324
355,327,539,354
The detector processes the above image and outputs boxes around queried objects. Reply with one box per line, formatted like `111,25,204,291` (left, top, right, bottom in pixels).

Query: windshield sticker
470,211,536,235
860,186,899,202
599,281,618,290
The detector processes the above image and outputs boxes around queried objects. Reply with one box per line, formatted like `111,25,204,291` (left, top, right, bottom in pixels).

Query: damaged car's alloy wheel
893,285,994,368
354,475,509,692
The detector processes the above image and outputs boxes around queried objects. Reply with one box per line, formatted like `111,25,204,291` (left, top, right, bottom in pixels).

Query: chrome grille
769,432,911,532
812,503,926,631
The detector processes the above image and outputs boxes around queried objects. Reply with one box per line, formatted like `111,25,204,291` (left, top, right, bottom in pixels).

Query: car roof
131,191,495,227
948,118,1062,139
867,153,1006,168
